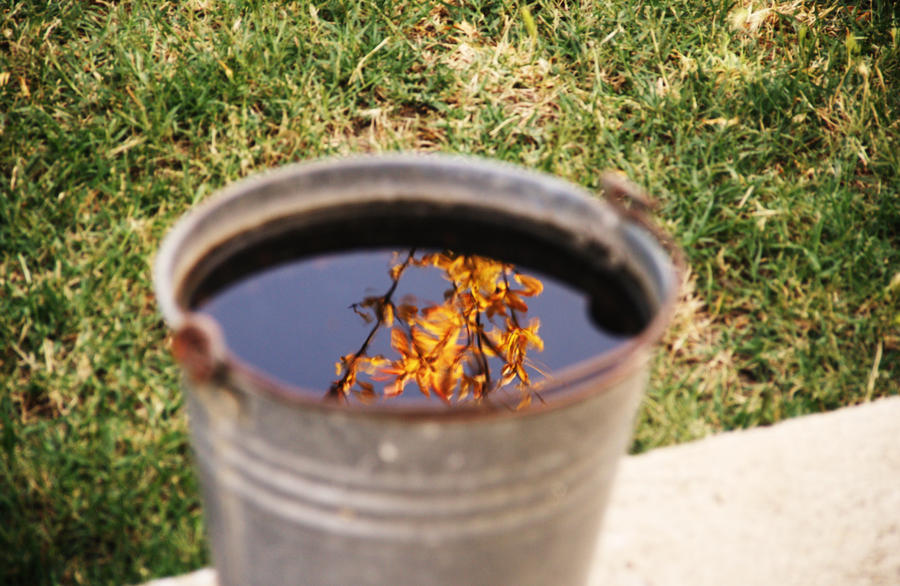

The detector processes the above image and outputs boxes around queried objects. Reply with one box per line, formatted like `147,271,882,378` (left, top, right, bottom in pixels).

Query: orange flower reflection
328,250,546,407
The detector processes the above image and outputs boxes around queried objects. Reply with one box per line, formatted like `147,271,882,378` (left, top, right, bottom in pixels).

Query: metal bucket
153,154,678,586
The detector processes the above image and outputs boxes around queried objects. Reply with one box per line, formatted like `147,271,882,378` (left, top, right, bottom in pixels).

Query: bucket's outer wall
154,154,680,586
187,358,649,586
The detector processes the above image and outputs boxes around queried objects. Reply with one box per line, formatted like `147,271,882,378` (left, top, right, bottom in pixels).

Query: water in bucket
193,246,639,408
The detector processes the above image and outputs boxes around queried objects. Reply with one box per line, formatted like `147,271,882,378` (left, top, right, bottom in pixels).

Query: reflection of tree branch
326,249,416,400
473,311,492,392
502,270,522,330
453,276,497,397
477,329,503,363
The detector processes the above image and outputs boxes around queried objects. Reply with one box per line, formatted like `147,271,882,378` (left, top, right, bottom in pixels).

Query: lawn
1,0,898,583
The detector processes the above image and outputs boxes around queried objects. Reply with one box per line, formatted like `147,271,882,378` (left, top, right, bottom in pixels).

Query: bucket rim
154,153,680,420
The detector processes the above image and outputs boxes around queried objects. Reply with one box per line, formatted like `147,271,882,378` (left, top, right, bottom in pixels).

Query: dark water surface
196,248,631,406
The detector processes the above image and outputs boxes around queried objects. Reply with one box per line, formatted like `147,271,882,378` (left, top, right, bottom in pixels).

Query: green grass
1,0,898,583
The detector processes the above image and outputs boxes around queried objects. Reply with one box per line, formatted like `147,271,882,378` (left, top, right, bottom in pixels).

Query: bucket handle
600,171,686,272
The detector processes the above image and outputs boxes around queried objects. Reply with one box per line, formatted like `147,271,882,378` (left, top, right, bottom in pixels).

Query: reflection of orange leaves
516,392,532,410
514,273,543,296
396,302,418,324
505,292,529,313
382,302,394,327
384,377,410,397
519,319,543,352
390,327,412,354
496,318,542,349
351,304,375,324
356,380,376,403
357,355,389,374
380,329,417,396
379,311,465,401
490,318,543,388
354,295,393,325
459,372,487,400
360,295,381,309
434,359,464,401
417,305,462,346
332,249,548,407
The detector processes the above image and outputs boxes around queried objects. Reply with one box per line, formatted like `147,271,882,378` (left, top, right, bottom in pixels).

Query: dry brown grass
660,267,742,403
326,104,448,153
324,9,565,153
442,19,560,139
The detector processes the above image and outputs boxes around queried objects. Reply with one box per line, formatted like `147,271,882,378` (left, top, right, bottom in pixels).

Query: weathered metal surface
154,154,678,586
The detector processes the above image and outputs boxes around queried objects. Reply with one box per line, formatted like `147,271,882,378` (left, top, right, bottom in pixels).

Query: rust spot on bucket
173,314,226,384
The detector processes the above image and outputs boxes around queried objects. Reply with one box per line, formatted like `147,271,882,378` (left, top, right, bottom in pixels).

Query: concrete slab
592,396,900,586
144,396,900,586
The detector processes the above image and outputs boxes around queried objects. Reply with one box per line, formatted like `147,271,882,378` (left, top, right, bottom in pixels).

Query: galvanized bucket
153,154,678,586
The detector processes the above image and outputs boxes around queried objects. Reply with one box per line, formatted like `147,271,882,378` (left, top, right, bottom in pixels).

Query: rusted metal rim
154,153,680,421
